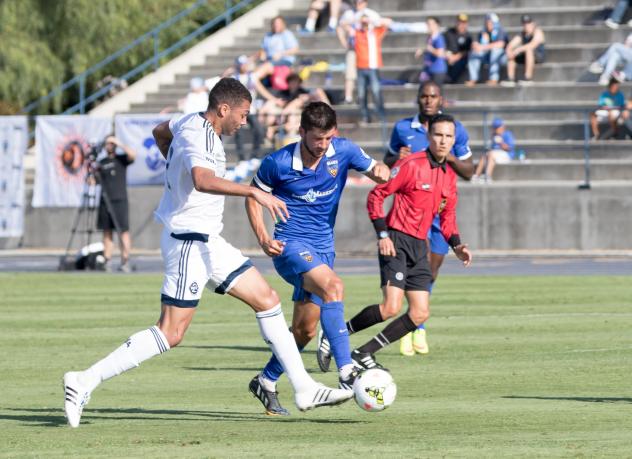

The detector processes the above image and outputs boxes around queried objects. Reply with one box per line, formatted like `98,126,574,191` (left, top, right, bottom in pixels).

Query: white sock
258,374,277,392
339,364,355,380
256,304,314,393
304,17,316,31
328,17,337,29
80,326,170,392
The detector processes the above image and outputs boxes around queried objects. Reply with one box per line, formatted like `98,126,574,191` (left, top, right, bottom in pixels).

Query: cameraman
96,135,136,272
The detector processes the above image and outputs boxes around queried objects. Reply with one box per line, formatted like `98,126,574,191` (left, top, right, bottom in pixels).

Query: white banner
0,116,28,237
32,116,112,207
114,113,172,186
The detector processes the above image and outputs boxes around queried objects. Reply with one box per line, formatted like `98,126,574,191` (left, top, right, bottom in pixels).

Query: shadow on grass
2,407,362,427
183,366,320,374
503,395,632,404
181,345,316,356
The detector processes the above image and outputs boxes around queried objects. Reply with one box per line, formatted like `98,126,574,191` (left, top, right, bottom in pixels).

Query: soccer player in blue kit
245,102,390,415
315,81,474,366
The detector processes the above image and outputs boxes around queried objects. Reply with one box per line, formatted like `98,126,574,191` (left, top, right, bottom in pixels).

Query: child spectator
415,16,447,85
355,13,388,124
444,13,472,84
590,78,628,139
503,15,545,86
466,13,508,86
473,117,515,183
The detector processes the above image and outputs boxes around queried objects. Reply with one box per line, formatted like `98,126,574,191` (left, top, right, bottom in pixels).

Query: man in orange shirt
355,14,388,125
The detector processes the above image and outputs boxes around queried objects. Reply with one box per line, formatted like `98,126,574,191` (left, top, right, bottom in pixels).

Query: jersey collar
291,141,336,171
411,111,443,130
427,149,447,171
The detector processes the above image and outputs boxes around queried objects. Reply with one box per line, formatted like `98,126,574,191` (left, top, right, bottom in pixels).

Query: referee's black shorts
97,199,130,232
379,229,432,292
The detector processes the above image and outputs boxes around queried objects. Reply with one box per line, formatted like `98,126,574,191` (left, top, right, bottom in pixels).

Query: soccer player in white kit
62,78,352,427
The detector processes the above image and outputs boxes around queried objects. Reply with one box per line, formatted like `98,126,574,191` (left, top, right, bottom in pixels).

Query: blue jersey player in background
316,81,474,365
246,102,390,415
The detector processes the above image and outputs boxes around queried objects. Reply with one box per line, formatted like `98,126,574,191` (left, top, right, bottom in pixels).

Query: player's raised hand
261,239,285,257
252,188,289,223
378,237,396,257
454,243,472,267
398,145,411,159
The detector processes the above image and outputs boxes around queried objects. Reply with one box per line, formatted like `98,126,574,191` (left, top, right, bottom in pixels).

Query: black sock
346,304,382,335
357,314,417,355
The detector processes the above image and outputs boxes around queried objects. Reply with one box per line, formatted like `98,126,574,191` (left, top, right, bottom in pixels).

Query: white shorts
489,149,512,164
160,229,252,307
595,109,621,123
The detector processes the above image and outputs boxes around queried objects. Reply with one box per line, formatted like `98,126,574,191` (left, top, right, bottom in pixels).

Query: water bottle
324,71,333,88
518,149,526,162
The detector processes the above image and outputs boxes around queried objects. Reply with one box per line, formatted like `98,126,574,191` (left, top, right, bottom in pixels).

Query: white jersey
154,112,227,238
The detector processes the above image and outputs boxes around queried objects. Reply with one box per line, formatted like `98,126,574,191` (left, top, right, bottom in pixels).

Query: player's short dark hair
417,80,442,99
300,102,337,131
428,113,455,133
208,77,252,110
427,16,440,25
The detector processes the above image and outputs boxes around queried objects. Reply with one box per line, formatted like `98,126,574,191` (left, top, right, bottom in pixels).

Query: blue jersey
254,137,375,252
387,114,472,160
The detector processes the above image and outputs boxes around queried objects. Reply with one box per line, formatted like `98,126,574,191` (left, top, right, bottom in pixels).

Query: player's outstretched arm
152,121,173,159
365,162,391,184
245,186,286,257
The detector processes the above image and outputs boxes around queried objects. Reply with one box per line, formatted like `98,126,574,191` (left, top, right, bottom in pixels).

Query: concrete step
489,160,632,181
292,0,608,11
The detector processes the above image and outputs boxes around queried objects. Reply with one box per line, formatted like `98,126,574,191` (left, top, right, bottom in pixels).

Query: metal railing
21,0,260,117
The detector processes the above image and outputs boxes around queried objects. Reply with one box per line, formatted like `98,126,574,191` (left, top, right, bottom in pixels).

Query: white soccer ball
353,368,397,412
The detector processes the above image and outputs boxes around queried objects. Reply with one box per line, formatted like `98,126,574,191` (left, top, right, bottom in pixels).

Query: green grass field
1,273,631,458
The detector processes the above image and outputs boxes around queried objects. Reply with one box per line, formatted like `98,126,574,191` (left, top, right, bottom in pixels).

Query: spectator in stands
337,0,382,104
300,0,343,34
473,117,515,183
231,55,280,160
466,13,508,86
355,13,388,125
590,78,628,139
589,33,632,86
164,77,209,114
415,16,448,85
444,13,472,84
502,15,545,86
605,0,632,29
256,16,300,89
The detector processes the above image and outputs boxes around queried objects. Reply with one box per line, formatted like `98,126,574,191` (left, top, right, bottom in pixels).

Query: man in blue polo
316,81,473,366
245,102,390,415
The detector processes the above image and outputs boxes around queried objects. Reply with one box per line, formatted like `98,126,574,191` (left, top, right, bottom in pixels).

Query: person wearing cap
443,13,473,84
415,16,448,85
502,15,545,86
466,12,508,86
473,117,515,182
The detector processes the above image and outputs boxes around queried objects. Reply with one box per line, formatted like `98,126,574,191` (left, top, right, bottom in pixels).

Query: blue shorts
428,215,449,256
273,240,335,306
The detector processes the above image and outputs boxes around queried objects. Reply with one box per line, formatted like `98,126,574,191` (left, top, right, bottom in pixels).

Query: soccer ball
353,368,397,412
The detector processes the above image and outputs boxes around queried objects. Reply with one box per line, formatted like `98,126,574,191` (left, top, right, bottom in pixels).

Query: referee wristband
448,234,462,250
371,218,388,238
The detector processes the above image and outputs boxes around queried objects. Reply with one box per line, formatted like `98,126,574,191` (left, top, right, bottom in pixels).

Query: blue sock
320,301,352,368
262,338,305,382
417,281,434,331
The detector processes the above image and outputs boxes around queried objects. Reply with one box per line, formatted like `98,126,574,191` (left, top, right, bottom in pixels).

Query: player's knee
381,301,402,320
258,288,281,310
322,276,344,302
409,309,430,325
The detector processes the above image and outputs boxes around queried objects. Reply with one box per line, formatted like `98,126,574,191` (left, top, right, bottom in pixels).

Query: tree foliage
0,0,234,114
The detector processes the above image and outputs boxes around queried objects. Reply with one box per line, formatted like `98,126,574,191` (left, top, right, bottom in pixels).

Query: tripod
58,159,124,271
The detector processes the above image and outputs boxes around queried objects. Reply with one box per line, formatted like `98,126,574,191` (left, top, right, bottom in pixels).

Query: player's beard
303,141,326,159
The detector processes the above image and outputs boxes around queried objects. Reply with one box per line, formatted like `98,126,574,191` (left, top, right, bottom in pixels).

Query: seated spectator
444,13,472,84
590,78,628,139
589,33,632,85
605,0,632,29
355,13,388,124
503,15,545,86
473,117,515,183
160,77,211,114
415,16,447,85
466,13,508,86
256,16,299,89
300,0,343,33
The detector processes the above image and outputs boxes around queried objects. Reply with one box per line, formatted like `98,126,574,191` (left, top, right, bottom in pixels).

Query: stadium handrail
21,0,261,117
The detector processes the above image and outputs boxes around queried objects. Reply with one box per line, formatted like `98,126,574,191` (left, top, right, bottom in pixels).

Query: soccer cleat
413,328,429,355
316,329,332,372
399,332,415,356
351,349,387,371
248,375,290,416
338,368,359,391
295,384,353,412
63,371,92,428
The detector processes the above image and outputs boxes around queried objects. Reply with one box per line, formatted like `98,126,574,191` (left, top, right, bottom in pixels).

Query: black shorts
515,47,545,64
379,229,432,292
97,199,129,232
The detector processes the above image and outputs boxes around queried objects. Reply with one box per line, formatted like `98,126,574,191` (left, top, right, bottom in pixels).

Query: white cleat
63,371,91,428
295,384,353,412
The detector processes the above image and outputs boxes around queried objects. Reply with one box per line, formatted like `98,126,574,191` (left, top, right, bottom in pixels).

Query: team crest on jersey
438,198,447,213
189,282,199,294
390,167,399,179
326,159,338,177
299,251,313,263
